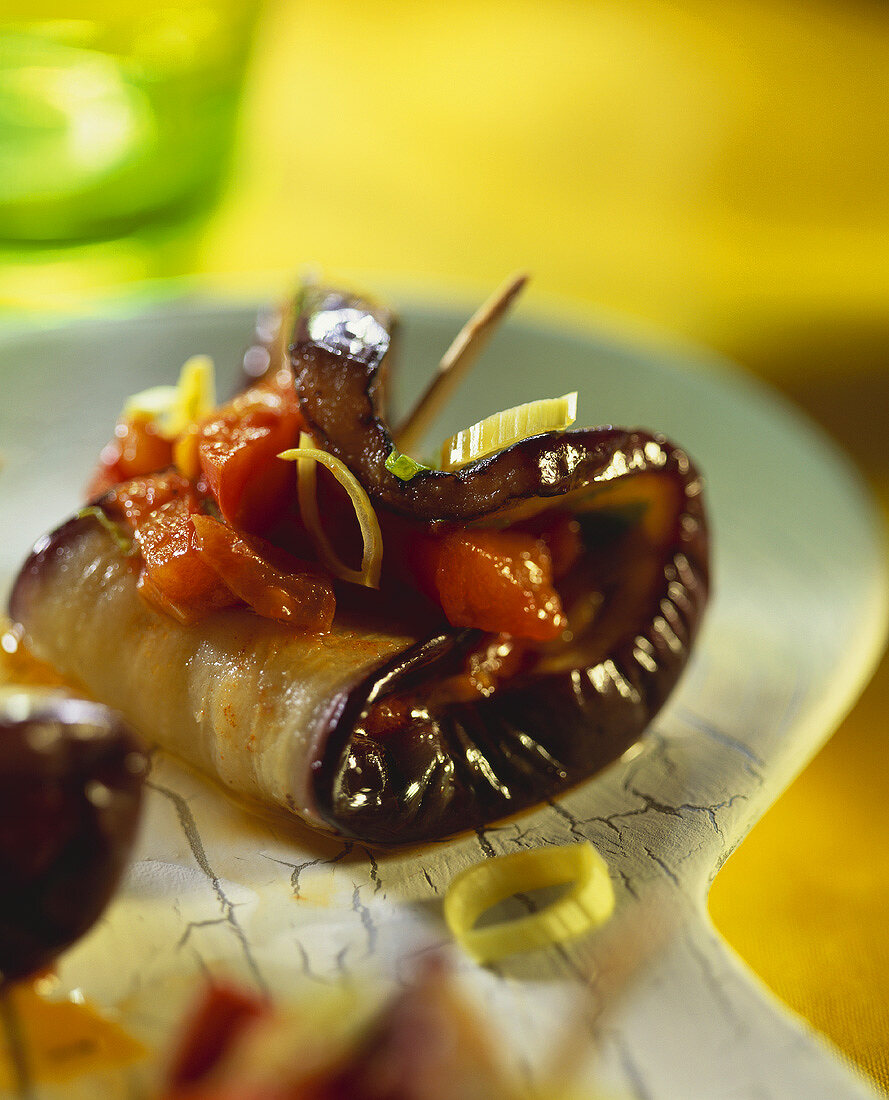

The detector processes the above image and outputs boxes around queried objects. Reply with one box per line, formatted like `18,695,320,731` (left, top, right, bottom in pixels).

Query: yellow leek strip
440,392,577,471
123,354,216,440
173,424,202,480
279,433,383,588
444,842,614,964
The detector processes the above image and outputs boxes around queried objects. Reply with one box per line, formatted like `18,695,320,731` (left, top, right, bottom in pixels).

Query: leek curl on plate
444,842,614,964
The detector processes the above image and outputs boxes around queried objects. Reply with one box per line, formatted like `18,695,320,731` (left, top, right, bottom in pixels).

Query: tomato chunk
136,499,237,624
409,527,567,640
517,511,583,581
192,514,335,632
198,385,303,534
166,980,269,1089
103,470,196,531
87,416,175,498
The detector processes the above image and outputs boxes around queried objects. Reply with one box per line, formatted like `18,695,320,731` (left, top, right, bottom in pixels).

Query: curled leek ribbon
279,433,383,589
444,841,614,964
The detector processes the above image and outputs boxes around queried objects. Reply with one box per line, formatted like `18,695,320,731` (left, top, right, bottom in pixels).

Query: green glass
0,3,256,243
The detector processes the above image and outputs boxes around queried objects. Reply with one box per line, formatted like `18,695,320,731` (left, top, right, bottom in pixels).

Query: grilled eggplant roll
9,286,708,846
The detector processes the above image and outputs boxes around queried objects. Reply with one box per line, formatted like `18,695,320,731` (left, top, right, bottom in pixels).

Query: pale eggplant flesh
9,518,417,831
9,288,709,847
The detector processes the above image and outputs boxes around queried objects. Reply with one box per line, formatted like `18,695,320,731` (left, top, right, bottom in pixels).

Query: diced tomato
87,417,174,498
191,514,335,632
115,416,175,478
198,384,303,534
406,526,567,641
136,499,238,624
519,511,583,580
166,980,270,1089
102,471,196,531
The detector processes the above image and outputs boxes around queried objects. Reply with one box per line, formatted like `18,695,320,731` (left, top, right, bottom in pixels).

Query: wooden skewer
253,269,319,381
394,271,529,455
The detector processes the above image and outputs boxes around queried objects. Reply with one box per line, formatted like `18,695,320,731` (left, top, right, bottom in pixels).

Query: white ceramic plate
1,297,885,1098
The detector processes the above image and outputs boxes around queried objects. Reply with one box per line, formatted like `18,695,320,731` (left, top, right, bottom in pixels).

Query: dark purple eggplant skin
0,693,146,985
291,285,633,523
313,454,708,845
7,287,708,853
292,287,710,845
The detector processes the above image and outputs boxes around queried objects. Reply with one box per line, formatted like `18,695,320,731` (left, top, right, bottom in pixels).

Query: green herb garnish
385,448,432,482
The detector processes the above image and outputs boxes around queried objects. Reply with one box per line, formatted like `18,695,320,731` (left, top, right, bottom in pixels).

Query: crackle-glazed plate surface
1,297,886,1098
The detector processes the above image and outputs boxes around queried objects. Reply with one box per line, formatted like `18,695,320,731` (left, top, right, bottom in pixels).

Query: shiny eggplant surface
8,285,708,849
294,286,655,524
313,448,708,844
9,517,416,829
292,287,709,844
0,693,146,983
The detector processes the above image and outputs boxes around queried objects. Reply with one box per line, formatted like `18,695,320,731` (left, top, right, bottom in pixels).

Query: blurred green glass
0,2,257,243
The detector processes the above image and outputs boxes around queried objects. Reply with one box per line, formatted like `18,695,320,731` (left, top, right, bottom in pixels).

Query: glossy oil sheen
292,288,709,844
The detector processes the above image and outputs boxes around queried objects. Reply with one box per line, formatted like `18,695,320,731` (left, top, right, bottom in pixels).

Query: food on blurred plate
0,689,146,985
161,965,540,1100
8,276,708,846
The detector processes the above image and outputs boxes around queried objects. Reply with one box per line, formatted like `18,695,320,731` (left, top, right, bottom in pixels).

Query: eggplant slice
9,288,708,847
294,287,709,844
312,451,707,844
10,517,418,831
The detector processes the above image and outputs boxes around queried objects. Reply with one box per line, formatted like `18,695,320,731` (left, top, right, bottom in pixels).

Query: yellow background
2,0,888,1091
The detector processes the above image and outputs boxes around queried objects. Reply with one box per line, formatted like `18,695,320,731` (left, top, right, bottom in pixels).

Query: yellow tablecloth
3,0,888,1090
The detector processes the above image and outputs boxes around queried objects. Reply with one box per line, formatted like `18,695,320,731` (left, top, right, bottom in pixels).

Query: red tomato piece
409,527,567,641
166,980,270,1089
518,511,583,580
198,385,303,534
103,470,196,530
135,499,238,624
116,417,175,478
86,417,175,498
191,514,335,632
